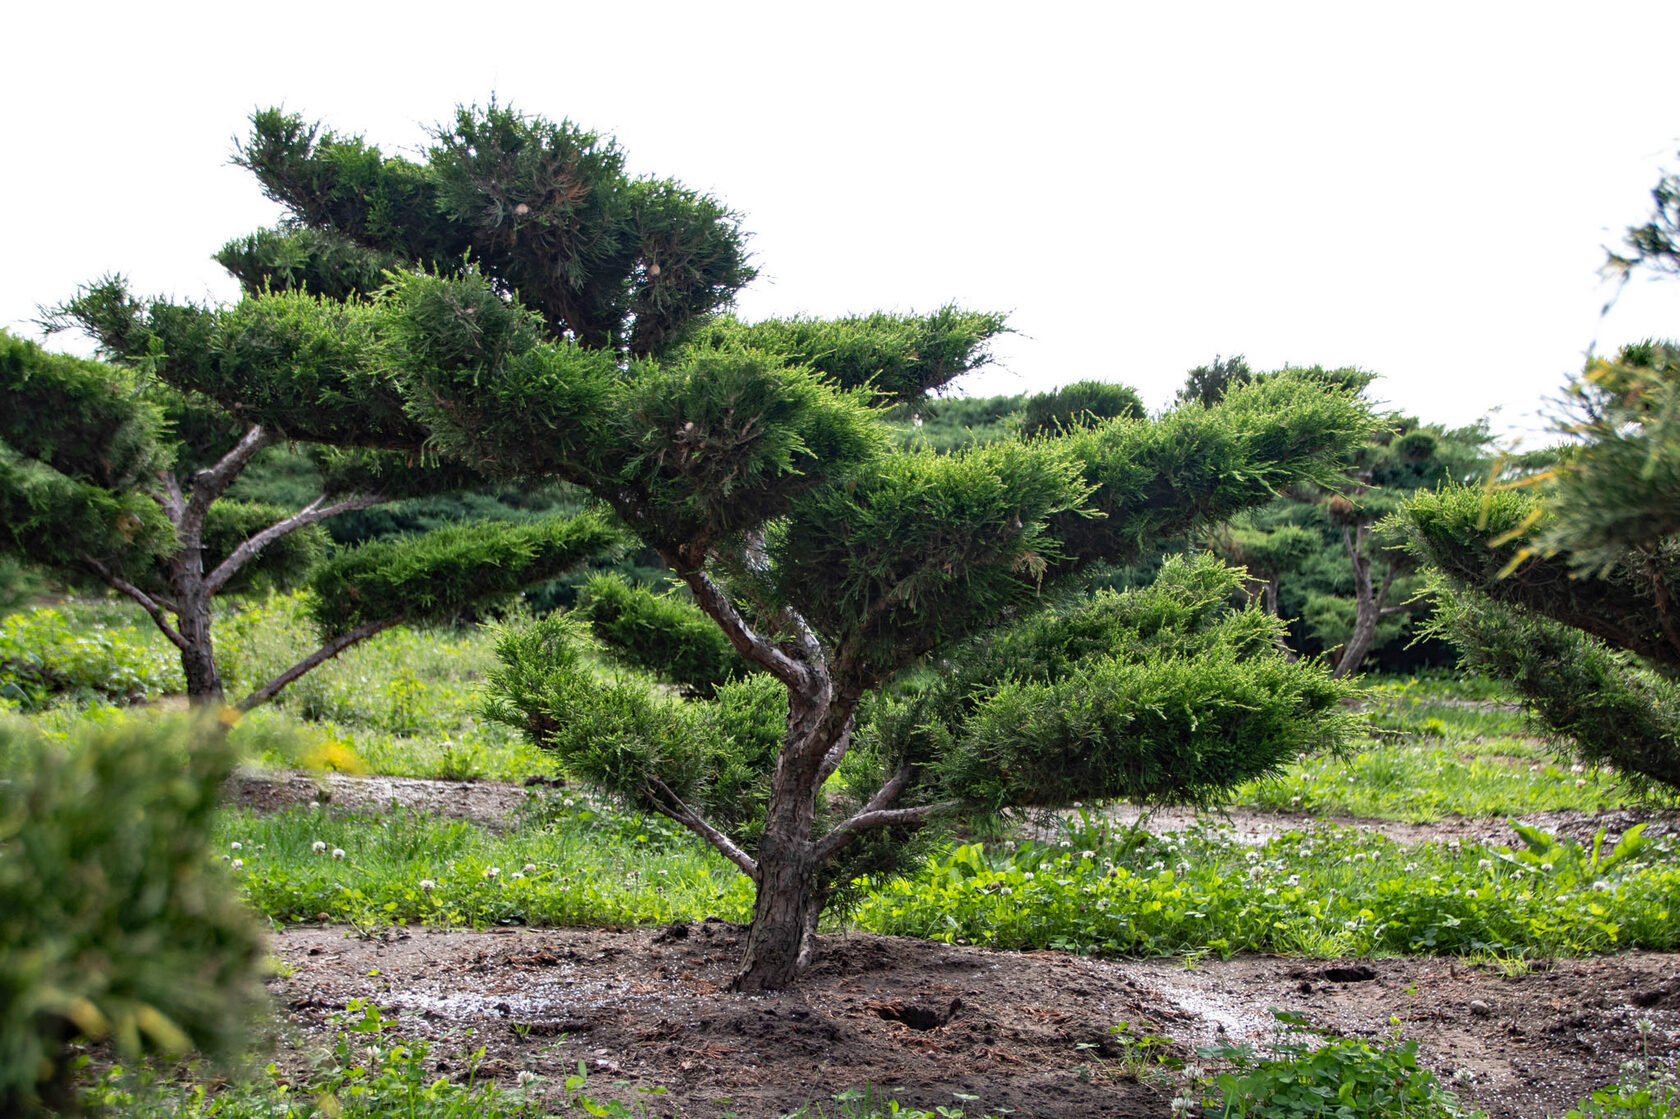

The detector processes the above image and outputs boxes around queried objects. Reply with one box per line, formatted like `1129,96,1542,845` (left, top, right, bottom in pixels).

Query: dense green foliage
571,573,749,695
869,555,1355,811
1017,378,1145,437
0,716,266,1114
1403,486,1680,789
309,513,621,637
0,607,184,709
1203,1012,1482,1118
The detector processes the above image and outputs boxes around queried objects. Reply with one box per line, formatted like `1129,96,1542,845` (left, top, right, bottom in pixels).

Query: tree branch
672,562,812,690
647,776,759,881
205,491,382,595
812,767,955,863
183,425,274,537
236,614,404,711
80,556,189,652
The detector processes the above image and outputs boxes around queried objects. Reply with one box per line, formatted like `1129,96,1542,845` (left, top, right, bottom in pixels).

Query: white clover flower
230,841,242,851
999,886,1013,896
1478,859,1493,870
1540,862,1553,872
332,847,346,860
312,841,327,854
510,872,524,880
419,879,436,892
1570,764,1585,774
1286,874,1300,887
484,866,501,878
1575,778,1589,788
231,858,244,870
1080,850,1097,860
517,1071,539,1088
522,863,538,875
1264,888,1276,896
310,800,321,809
1465,889,1478,898
656,869,669,876
1592,880,1611,893
1428,875,1442,883
1022,872,1034,881
1290,796,1302,805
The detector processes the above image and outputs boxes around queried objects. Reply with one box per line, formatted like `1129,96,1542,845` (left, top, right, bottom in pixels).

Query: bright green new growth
0,716,266,1114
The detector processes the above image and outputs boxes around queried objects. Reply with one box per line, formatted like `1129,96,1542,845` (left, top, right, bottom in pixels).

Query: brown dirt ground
266,924,1680,1119
230,770,1680,1116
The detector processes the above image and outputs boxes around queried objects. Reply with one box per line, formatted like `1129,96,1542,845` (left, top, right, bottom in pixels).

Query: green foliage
0,606,183,709
770,439,1091,685
882,393,1026,452
219,799,754,930
572,573,749,696
216,224,402,301
0,715,267,1114
1048,372,1376,572
1018,379,1145,437
1203,1011,1482,1118
0,451,174,578
689,307,1010,405
310,513,622,637
1176,353,1255,408
0,332,166,490
238,102,755,358
857,820,1680,959
483,612,783,843
889,555,1357,810
1403,486,1680,789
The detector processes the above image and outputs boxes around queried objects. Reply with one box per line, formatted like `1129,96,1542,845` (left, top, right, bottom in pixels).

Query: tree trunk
732,692,833,993
175,587,224,706
1333,525,1388,680
734,824,819,993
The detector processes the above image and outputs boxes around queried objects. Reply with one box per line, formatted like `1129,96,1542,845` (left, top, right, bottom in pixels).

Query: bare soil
234,771,1680,1115
268,924,1680,1119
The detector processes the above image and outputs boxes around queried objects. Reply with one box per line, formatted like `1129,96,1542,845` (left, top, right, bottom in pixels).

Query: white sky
7,1,1680,442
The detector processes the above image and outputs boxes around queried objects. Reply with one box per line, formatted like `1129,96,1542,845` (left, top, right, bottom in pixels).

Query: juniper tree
99,103,1378,991
1393,163,1680,789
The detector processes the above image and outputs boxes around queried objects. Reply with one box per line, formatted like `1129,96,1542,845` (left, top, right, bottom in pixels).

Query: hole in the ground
866,997,962,1030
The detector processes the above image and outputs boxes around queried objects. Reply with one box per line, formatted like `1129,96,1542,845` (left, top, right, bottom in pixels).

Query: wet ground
268,923,1680,1118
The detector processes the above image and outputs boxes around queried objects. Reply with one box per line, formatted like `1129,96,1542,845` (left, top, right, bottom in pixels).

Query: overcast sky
7,2,1680,442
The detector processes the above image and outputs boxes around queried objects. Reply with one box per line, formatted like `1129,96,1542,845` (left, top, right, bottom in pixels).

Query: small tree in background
90,103,1376,991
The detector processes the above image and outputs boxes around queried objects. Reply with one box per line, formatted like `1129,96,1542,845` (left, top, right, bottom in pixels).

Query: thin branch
81,556,189,652
673,563,811,690
236,615,404,711
183,425,273,536
814,799,958,863
648,776,759,880
206,492,381,595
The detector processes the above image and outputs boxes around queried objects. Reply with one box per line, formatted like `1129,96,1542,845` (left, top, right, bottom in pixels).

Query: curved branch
81,556,189,652
205,492,382,595
236,614,404,711
648,776,759,881
673,563,811,690
184,425,273,536
812,767,956,863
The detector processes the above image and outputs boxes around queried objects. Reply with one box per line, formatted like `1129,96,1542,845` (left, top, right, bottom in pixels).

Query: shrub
0,715,267,1114
0,606,183,709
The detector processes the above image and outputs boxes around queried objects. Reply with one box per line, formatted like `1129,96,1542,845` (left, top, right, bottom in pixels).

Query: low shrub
0,714,267,1114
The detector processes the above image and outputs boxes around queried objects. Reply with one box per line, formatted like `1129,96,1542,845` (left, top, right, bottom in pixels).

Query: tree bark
1332,524,1397,680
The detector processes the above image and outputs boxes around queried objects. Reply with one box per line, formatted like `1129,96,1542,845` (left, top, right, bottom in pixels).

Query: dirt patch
225,769,536,830
231,769,1680,852
267,925,1679,1118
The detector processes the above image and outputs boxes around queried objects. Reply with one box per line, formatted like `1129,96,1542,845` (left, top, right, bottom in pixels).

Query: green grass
217,796,754,931
855,818,1680,960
